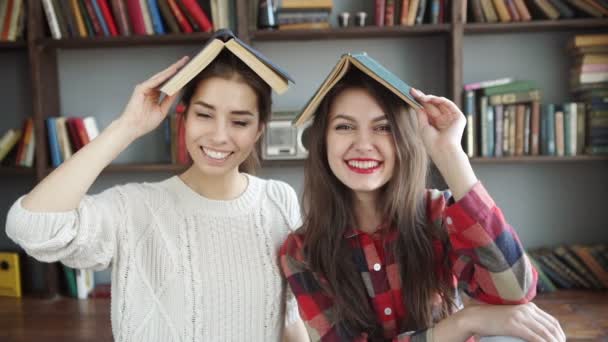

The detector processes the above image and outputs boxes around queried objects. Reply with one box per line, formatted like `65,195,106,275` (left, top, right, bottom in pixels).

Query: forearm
22,118,136,212
431,144,478,201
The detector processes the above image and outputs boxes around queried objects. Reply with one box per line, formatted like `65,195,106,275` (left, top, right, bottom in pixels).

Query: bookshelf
0,0,607,298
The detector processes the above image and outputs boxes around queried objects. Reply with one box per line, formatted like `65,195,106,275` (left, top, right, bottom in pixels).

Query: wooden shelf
38,33,214,49
0,40,27,49
0,166,35,176
465,18,608,34
470,155,608,163
250,24,451,41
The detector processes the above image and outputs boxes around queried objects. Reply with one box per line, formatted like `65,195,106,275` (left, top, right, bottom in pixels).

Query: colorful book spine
146,0,166,34
91,0,110,36
98,0,119,36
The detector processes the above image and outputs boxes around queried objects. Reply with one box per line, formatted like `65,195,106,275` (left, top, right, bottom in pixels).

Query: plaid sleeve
280,233,373,342
428,182,538,305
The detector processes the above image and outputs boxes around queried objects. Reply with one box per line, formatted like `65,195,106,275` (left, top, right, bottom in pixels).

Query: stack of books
528,244,608,293
571,34,608,155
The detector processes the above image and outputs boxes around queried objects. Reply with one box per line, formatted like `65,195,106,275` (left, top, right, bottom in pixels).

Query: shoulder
259,176,298,205
279,231,308,275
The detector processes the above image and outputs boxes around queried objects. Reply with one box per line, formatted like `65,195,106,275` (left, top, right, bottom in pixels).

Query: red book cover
168,0,193,33
98,0,119,36
84,0,104,36
375,0,386,26
1,0,14,40
181,0,212,31
126,0,147,35
66,118,83,151
73,117,91,145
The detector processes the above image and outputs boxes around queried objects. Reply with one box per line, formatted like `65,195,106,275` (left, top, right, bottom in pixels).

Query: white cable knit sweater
6,174,301,342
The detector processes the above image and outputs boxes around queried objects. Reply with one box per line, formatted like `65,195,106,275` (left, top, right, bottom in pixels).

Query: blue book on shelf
487,105,495,157
46,118,62,167
147,0,166,34
91,0,110,36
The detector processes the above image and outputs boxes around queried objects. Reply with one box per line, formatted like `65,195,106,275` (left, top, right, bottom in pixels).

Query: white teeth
203,147,230,160
347,160,379,169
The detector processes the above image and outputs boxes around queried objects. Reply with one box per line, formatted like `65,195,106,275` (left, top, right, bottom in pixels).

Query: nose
209,118,229,145
353,128,374,153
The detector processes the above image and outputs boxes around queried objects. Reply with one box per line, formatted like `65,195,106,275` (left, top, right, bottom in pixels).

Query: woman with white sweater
6,48,308,341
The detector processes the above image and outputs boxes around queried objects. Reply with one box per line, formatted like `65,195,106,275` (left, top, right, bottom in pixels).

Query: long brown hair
300,71,455,339
180,50,272,174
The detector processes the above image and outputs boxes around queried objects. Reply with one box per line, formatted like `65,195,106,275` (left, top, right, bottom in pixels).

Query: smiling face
326,87,397,197
184,76,264,177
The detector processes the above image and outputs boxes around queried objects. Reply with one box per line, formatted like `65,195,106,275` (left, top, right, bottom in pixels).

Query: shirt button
373,263,381,271
384,307,392,316
446,216,453,225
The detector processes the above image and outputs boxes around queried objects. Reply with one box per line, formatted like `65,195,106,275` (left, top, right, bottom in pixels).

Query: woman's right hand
118,56,189,141
463,302,565,342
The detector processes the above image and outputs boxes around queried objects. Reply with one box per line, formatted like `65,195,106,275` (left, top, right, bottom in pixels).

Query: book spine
46,118,62,167
42,0,61,39
147,0,166,34
98,0,119,36
139,0,154,34
555,109,564,156
513,0,532,20
515,104,525,156
71,0,88,37
78,0,96,36
111,0,132,35
576,103,586,155
167,0,193,33
494,105,503,157
492,0,512,21
182,0,213,32
415,0,427,24
400,0,410,25
524,105,530,155
157,0,180,33
176,0,200,31
1,0,14,40
385,0,395,26
375,0,386,26
531,101,540,155
84,0,104,36
488,89,541,105
91,0,110,36
126,0,147,35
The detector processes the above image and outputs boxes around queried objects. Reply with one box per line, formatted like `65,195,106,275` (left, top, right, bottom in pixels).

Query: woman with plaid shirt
280,68,564,342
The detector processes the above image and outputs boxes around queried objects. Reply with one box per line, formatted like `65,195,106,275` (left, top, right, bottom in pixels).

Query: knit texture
6,174,301,341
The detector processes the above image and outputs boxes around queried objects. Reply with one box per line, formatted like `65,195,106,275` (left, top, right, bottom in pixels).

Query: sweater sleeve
5,185,128,271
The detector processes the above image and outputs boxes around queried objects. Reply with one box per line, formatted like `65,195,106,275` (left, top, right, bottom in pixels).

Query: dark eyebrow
192,101,255,116
331,114,387,122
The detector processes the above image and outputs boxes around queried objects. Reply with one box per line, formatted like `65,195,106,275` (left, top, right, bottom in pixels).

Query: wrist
454,306,478,337
109,118,139,146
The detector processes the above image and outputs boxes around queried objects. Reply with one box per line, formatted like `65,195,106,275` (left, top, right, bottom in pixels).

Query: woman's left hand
409,88,466,159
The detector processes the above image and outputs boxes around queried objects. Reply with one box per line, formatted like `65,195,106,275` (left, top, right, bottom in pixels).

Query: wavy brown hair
180,50,271,174
300,71,455,339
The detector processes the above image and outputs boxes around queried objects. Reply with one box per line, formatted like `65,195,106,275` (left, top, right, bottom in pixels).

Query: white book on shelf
83,117,100,140
41,0,62,40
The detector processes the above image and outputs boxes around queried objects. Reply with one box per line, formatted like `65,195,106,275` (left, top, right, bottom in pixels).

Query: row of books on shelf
570,34,608,91
268,0,333,30
46,116,100,167
463,73,608,157
0,118,35,167
0,0,25,42
372,0,449,27
42,0,233,40
466,0,606,23
528,244,608,293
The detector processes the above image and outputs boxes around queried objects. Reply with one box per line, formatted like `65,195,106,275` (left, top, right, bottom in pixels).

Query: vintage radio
262,112,312,160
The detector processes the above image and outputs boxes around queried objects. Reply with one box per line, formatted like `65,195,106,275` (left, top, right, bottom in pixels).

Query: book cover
157,0,181,33
0,252,22,297
294,52,423,127
111,0,132,35
160,29,293,97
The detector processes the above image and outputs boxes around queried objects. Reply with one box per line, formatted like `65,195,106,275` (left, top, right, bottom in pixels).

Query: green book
482,80,537,96
293,52,423,127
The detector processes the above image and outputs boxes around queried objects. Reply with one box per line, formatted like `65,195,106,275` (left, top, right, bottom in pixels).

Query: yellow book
0,252,22,298
160,29,293,97
0,129,21,162
71,0,88,37
281,0,333,10
492,0,512,22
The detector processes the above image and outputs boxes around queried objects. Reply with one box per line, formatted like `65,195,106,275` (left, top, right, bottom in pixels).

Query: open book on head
160,29,294,96
293,52,423,127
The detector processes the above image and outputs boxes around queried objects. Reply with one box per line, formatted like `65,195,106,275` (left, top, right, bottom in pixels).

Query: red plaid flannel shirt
280,182,538,341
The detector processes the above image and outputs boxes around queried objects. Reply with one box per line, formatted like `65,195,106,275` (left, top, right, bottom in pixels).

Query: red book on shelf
72,117,91,146
167,0,193,33
126,0,147,35
1,0,14,40
84,0,104,36
66,118,83,151
98,0,119,36
375,0,386,26
181,0,213,32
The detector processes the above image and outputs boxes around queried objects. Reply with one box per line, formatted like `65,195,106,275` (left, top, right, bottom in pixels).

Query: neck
179,166,248,200
352,190,383,234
